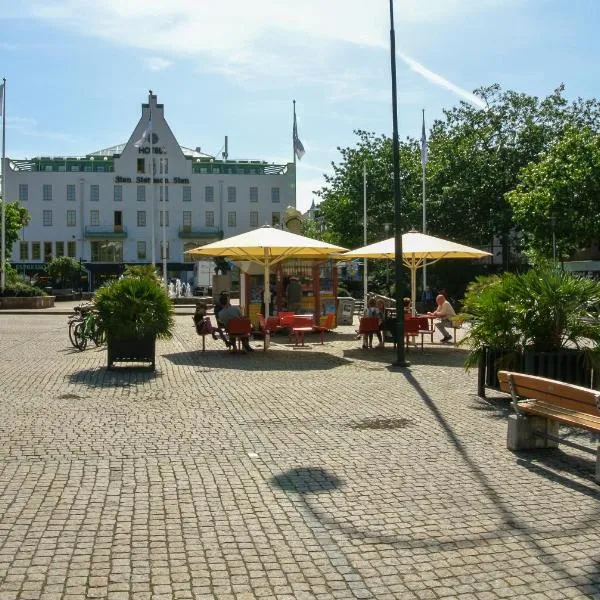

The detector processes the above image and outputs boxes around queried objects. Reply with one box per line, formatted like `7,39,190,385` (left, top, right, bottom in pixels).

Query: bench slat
498,371,600,411
518,400,600,433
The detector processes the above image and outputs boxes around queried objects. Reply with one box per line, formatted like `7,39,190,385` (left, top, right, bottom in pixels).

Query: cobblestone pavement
0,314,599,600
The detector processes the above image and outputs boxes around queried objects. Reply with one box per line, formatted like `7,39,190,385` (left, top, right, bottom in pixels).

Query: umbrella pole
411,262,417,317
264,250,271,318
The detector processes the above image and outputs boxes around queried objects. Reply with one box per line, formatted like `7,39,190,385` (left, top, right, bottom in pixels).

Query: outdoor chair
312,313,335,344
226,317,253,352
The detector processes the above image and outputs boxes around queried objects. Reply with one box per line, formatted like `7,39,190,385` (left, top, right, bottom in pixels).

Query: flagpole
363,163,367,314
1,78,6,291
421,108,427,295
148,90,155,269
162,156,167,288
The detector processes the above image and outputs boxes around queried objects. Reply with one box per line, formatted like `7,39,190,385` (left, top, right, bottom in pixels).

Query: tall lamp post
389,0,408,367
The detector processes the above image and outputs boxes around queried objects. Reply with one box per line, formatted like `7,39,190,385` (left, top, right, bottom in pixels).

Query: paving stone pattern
0,314,599,599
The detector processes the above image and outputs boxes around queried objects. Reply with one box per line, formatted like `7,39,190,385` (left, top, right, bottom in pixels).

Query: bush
94,274,174,341
0,282,47,297
462,266,600,368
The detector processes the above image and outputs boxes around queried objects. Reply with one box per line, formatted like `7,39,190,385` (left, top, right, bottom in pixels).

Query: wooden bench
498,370,600,482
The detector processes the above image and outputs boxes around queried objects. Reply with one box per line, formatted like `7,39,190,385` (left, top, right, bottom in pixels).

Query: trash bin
336,297,355,326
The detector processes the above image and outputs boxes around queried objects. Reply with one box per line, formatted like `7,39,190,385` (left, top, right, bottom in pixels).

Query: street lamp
389,0,408,367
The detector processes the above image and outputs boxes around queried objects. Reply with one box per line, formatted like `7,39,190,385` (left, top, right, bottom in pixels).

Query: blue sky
1,0,599,212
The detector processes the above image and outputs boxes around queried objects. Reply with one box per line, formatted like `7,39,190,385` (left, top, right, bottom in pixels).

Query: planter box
0,296,55,309
107,337,156,370
477,346,596,397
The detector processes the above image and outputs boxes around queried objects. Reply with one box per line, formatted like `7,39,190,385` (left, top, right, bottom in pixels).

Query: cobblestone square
0,313,599,599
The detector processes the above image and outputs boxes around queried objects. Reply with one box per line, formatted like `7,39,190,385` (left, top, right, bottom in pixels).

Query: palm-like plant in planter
94,268,174,370
462,265,600,394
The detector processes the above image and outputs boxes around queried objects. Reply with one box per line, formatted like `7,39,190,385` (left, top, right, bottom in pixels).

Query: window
90,210,100,226
137,185,146,202
67,209,76,227
19,242,29,261
183,185,191,202
114,211,123,229
271,187,280,203
137,211,146,227
272,212,281,227
43,210,53,226
114,185,123,202
44,242,53,262
228,211,236,228
159,186,169,202
67,184,76,202
205,211,214,227
55,241,65,258
227,186,236,203
19,184,28,202
137,158,145,174
67,241,76,258
32,242,41,260
137,241,147,260
90,185,99,202
183,210,192,228
160,241,170,260
250,211,259,227
91,241,123,263
183,242,197,263
160,210,169,227
205,186,214,203
159,158,168,174
249,187,258,203
43,184,52,202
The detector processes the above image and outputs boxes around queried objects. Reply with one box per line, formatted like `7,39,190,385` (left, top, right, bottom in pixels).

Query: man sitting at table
217,298,254,352
427,294,456,343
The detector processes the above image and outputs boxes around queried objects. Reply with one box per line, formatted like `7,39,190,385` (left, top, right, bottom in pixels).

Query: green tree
507,127,600,261
0,202,30,287
46,256,84,288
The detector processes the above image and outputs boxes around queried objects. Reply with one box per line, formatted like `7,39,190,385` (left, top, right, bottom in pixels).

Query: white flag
134,118,152,148
0,82,4,118
293,111,305,160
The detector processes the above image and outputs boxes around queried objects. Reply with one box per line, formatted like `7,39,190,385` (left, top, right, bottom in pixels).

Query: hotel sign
114,176,190,184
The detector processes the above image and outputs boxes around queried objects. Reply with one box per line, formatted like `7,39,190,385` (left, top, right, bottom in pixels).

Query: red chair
290,315,314,346
312,313,335,344
256,314,280,350
404,317,421,350
226,317,252,352
417,315,435,348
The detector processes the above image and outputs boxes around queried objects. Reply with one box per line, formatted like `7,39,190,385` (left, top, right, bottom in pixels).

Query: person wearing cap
286,276,302,313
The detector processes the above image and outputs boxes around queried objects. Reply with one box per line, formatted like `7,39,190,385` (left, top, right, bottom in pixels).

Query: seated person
427,294,456,343
217,298,254,352
362,297,384,349
212,292,231,346
403,297,412,315
192,302,212,335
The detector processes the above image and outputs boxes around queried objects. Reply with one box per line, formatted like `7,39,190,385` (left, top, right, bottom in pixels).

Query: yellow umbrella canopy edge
184,225,348,317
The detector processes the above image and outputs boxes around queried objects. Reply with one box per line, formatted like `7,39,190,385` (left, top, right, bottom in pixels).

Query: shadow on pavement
162,349,353,371
69,367,159,388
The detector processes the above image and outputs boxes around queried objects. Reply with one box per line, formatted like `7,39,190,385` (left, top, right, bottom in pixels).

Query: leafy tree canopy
0,202,30,260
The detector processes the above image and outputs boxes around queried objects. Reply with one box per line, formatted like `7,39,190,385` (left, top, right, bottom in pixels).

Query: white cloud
144,57,172,72
8,116,76,143
398,53,486,109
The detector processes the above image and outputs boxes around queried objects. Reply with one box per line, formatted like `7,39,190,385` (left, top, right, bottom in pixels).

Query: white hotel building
3,93,296,289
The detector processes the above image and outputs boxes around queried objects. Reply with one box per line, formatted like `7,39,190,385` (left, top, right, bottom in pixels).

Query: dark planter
107,337,156,370
477,345,596,397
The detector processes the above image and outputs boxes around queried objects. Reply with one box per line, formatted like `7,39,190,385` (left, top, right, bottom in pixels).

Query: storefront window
91,241,123,263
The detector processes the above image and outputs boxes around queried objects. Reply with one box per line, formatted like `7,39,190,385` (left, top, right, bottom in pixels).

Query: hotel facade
3,93,296,289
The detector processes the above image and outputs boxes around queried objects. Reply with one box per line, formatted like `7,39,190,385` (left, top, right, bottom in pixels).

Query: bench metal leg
596,447,600,484
507,414,559,451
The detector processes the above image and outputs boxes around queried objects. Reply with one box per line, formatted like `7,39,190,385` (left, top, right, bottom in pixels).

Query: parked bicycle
68,303,105,351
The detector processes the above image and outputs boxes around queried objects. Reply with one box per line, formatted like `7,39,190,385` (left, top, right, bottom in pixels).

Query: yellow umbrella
185,225,348,317
340,231,491,314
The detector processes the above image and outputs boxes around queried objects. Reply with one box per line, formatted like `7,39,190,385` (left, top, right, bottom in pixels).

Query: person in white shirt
427,294,456,343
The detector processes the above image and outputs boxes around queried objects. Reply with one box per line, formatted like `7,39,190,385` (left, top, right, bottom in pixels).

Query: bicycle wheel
68,319,81,348
92,325,106,347
73,322,88,351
